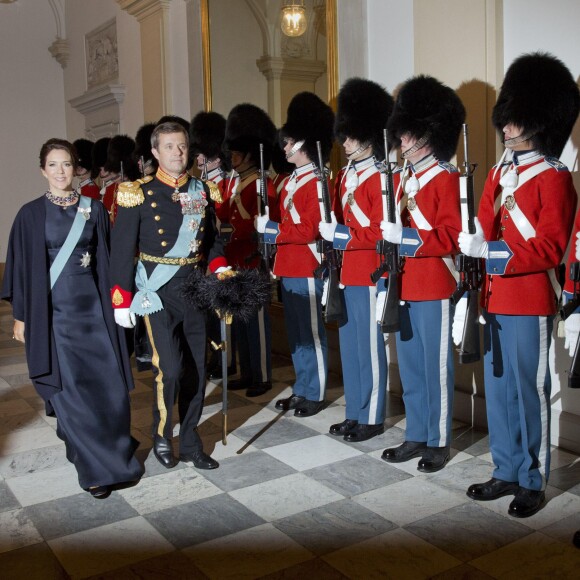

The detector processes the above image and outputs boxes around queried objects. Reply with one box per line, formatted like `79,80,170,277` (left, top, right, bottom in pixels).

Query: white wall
0,1,67,262
64,0,143,137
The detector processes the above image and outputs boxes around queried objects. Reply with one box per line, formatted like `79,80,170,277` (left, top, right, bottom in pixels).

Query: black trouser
143,277,207,454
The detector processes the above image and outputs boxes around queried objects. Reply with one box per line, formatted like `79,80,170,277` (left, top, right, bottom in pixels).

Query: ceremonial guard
91,136,111,190
271,129,294,199
380,76,464,471
219,104,277,397
459,53,579,517
189,110,235,380
110,121,227,470
73,139,100,200
101,135,138,222
318,78,393,441
257,92,334,417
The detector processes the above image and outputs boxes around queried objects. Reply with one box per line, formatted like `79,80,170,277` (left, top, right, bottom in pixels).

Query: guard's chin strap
286,140,305,159
347,142,371,160
504,131,535,149
401,133,430,159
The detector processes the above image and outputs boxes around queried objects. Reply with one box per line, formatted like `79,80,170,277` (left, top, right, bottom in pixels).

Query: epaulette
205,179,223,203
438,160,458,173
545,157,569,172
116,176,152,208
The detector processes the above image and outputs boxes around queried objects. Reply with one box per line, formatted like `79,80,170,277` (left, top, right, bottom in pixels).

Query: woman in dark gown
1,138,143,498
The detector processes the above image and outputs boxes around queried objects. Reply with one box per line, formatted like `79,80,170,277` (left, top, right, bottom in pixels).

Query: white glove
255,206,269,234
458,217,488,259
380,220,402,244
318,211,338,242
575,231,580,262
452,297,468,346
375,291,386,324
115,308,136,329
564,313,580,356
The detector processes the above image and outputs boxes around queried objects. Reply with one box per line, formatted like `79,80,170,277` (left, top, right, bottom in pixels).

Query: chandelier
281,1,307,37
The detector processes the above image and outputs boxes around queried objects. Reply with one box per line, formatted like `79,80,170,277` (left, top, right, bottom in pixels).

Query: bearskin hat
224,103,276,168
91,137,111,179
157,115,190,134
133,123,157,173
387,75,465,162
104,135,138,181
189,111,226,160
280,92,335,164
73,139,94,172
272,129,294,175
334,78,394,160
492,52,580,158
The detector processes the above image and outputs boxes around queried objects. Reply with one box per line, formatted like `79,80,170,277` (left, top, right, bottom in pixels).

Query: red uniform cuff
209,257,228,273
111,286,132,308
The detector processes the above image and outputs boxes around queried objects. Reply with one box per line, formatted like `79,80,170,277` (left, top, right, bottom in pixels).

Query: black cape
1,195,134,412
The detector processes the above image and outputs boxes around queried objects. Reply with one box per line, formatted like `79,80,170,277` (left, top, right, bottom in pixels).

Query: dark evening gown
44,198,143,490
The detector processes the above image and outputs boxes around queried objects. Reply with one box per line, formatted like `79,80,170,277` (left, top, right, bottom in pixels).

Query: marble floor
1,300,580,579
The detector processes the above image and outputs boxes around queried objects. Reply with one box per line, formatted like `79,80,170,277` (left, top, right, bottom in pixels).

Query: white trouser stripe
308,278,326,400
537,316,549,489
438,299,450,446
367,287,380,422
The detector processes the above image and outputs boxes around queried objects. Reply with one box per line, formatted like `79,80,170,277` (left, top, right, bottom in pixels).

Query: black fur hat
272,129,294,175
157,115,190,134
224,103,276,167
105,135,138,180
492,52,580,158
335,78,394,160
190,111,226,160
134,123,157,173
280,92,335,164
387,75,465,161
91,137,111,179
73,139,94,172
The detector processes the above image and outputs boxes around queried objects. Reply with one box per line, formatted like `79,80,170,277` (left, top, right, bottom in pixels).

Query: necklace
45,190,79,206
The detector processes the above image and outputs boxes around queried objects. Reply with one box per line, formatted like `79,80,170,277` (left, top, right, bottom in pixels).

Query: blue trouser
339,285,388,424
281,277,327,401
396,299,455,447
235,306,271,383
483,312,552,491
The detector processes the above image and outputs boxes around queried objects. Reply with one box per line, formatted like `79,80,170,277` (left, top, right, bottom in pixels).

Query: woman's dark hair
39,138,78,169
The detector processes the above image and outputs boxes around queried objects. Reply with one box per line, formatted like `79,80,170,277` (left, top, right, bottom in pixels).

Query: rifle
371,129,400,333
561,262,580,388
450,123,482,364
257,143,272,273
313,141,345,324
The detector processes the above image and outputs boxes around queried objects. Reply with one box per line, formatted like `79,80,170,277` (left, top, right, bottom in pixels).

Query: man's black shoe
344,423,384,442
179,450,219,470
246,381,272,397
275,394,305,411
294,399,325,417
417,446,450,473
153,435,177,469
508,488,545,518
228,377,252,391
466,478,519,501
382,440,427,463
329,419,358,436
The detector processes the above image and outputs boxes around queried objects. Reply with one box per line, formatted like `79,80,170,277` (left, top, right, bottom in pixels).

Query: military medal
504,195,516,211
347,192,355,206
188,219,199,231
189,239,199,253
287,198,294,210
80,252,91,268
407,197,417,211
171,187,180,203
141,293,152,310
77,207,91,220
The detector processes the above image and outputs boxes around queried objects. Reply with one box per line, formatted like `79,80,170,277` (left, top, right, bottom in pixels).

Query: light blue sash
131,179,206,315
49,195,91,290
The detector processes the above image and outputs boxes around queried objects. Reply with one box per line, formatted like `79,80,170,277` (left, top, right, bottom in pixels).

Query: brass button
504,214,509,220
148,190,154,196
200,227,204,232
155,215,161,221
158,228,164,234
500,226,506,231
151,202,157,208
161,241,168,247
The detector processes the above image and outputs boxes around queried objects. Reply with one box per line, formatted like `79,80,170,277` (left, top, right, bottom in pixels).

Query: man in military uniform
110,121,227,470
319,78,393,442
380,76,465,472
73,138,100,200
460,53,579,517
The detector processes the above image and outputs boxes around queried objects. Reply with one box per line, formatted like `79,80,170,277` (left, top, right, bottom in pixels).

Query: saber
211,311,233,444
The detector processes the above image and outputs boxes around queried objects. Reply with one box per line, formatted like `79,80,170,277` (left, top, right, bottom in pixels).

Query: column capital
116,0,172,21
256,56,326,83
